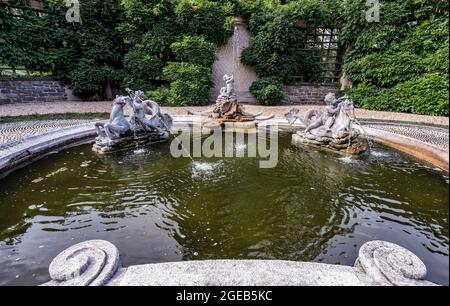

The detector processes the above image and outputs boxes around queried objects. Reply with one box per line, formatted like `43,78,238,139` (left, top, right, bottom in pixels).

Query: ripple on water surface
0,135,448,286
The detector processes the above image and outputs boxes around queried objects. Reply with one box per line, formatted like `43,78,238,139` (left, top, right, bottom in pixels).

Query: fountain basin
0,128,448,286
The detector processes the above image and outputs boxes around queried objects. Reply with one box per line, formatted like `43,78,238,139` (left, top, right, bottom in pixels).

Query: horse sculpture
95,96,132,141
93,89,173,154
331,98,356,138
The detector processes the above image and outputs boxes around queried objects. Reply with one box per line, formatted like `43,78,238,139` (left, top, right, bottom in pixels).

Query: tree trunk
104,79,113,101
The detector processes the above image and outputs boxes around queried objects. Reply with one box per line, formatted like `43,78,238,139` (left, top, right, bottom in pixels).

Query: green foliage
68,58,123,96
171,36,215,67
120,0,233,105
239,0,341,99
239,2,328,81
147,86,171,105
123,49,164,92
175,0,234,45
0,0,125,97
342,0,449,116
250,77,284,105
163,62,212,106
0,1,60,72
346,73,449,116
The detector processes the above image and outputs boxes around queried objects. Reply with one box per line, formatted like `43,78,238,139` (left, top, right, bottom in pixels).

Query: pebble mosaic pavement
364,123,449,151
0,120,94,146
0,118,448,155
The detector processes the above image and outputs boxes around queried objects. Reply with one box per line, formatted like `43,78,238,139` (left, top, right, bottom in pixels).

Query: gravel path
1,102,448,126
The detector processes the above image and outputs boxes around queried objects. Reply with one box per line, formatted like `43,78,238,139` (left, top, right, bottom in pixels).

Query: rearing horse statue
95,96,132,141
331,98,356,138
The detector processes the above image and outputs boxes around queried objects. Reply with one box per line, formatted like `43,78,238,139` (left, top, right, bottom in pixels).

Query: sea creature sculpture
95,96,132,142
187,74,274,124
93,89,172,154
286,93,366,155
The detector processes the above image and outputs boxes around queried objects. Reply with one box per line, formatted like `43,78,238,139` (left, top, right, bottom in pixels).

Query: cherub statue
309,93,343,133
285,93,346,135
218,74,237,99
95,96,131,141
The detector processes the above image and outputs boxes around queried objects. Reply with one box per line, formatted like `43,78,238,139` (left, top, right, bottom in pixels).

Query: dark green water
0,133,448,286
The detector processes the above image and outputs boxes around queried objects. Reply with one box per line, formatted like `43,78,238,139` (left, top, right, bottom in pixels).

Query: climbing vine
0,0,448,115
121,0,235,105
238,0,344,105
342,0,449,116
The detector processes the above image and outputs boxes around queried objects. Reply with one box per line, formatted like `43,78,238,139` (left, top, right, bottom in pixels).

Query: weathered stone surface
355,240,436,286
211,17,258,103
293,133,367,155
92,133,167,154
0,78,67,104
0,122,96,179
118,260,369,286
44,240,120,286
42,240,438,286
282,83,339,105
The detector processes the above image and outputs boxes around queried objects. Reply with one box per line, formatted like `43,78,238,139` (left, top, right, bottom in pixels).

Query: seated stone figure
218,74,237,99
95,96,132,142
126,89,172,139
285,93,366,155
187,74,274,123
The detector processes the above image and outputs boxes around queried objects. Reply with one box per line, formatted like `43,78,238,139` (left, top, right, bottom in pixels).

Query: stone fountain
285,93,367,155
93,89,173,154
188,74,274,128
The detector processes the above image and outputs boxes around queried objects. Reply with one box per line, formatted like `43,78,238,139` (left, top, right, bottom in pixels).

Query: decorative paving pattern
0,120,93,147
0,119,448,157
364,123,449,152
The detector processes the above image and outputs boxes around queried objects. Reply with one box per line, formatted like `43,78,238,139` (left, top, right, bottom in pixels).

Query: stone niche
210,17,258,104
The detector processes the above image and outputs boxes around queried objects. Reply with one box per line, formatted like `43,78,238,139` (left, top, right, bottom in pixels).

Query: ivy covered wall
342,0,449,116
120,0,235,106
0,0,448,115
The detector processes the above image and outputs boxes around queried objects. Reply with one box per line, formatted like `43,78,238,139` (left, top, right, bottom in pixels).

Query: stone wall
211,17,258,103
0,78,68,105
282,83,340,105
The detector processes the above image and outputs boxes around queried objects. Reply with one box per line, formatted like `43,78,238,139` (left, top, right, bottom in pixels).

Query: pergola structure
291,20,344,85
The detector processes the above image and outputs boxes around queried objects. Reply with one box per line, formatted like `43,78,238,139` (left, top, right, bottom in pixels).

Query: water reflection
0,134,448,286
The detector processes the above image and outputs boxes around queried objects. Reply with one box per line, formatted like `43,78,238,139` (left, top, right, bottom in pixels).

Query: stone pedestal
93,131,169,154
292,131,367,155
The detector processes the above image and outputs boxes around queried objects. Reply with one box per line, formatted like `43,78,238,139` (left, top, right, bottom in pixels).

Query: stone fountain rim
0,116,448,180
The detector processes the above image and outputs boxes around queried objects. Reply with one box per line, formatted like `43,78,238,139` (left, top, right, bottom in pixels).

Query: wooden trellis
289,26,344,84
